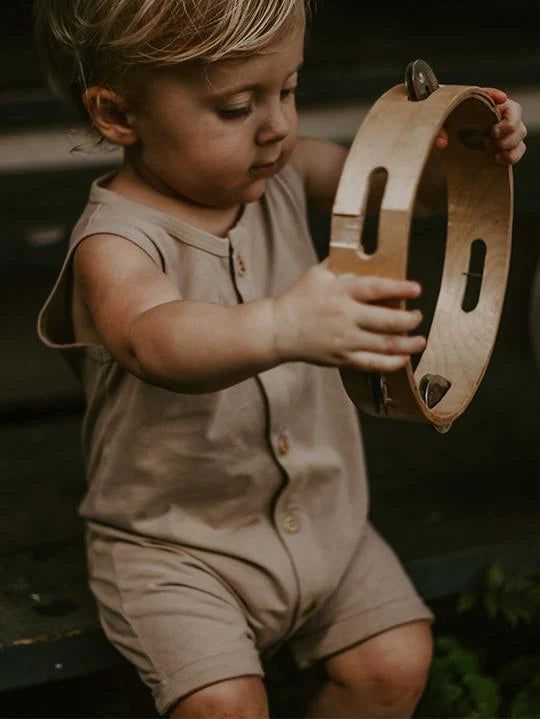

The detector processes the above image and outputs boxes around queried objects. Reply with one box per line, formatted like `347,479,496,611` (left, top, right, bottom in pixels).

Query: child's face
127,27,305,210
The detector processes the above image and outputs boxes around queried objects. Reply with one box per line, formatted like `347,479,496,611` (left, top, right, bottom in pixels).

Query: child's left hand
434,88,527,165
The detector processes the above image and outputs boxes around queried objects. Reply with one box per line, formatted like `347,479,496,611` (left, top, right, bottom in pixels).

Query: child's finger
492,120,521,138
352,331,426,357
491,100,523,137
495,143,527,165
355,304,422,334
495,124,528,151
434,127,448,150
347,351,411,374
345,276,422,304
483,87,508,105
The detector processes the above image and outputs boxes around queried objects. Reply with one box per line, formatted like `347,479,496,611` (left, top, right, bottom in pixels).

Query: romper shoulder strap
37,197,165,356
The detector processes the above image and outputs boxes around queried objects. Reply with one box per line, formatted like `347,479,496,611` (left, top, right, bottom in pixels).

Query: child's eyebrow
213,60,304,98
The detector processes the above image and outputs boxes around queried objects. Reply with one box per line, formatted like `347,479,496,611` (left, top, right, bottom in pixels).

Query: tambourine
329,61,513,432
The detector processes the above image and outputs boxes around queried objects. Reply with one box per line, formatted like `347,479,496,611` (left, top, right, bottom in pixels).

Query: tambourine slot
407,213,448,369
461,239,487,313
361,167,388,255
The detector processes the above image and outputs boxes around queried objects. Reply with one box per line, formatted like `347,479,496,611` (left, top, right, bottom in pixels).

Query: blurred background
1,1,539,716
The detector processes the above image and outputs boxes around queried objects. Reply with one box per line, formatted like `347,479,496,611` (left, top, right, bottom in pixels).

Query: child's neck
107,162,242,238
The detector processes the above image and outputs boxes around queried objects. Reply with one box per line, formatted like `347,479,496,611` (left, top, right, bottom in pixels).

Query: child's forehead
143,26,304,102
200,30,305,94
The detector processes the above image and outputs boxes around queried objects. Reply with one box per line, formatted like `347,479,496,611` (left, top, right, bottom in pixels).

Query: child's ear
83,86,138,145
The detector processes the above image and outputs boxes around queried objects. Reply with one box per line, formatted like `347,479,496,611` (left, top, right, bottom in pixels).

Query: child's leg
170,676,269,718
87,533,268,716
305,620,432,719
289,523,434,718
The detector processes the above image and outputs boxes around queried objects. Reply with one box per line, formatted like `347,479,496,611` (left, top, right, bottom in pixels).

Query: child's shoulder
69,173,171,268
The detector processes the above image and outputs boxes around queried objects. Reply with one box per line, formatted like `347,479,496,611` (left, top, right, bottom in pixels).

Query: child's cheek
283,131,299,160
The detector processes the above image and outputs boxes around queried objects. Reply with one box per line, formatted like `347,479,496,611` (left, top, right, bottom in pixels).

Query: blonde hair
34,0,310,118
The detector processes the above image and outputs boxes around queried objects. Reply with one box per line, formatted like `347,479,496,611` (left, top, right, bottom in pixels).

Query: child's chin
242,179,269,203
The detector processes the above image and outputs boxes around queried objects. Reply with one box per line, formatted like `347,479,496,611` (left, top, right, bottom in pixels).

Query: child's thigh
86,532,263,716
290,522,433,669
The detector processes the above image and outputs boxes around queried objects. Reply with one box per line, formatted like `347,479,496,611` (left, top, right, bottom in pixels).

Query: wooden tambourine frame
329,84,513,432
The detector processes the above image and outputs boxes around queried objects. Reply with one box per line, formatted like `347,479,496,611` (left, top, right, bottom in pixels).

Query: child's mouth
251,159,280,177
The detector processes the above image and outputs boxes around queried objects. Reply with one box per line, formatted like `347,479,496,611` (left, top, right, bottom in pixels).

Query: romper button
236,255,246,276
277,433,289,456
283,514,300,533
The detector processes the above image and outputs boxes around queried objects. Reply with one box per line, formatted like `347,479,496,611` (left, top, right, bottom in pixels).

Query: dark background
3,1,540,121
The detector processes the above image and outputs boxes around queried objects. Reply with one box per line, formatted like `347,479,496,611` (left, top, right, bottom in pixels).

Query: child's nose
256,103,290,145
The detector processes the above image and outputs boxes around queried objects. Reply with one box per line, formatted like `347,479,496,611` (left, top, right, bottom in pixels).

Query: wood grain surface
329,84,513,430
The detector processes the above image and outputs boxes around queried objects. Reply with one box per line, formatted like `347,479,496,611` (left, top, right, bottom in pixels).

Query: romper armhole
37,211,165,362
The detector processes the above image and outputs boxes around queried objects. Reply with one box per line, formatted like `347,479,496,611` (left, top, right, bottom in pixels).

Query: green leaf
498,655,540,692
457,592,477,614
487,563,505,590
436,636,462,654
510,673,540,718
497,576,540,626
483,592,499,620
419,675,464,717
503,607,519,627
433,636,483,680
462,672,500,717
436,679,464,706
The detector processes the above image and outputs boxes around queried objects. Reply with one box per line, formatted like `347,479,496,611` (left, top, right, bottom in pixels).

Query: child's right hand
272,261,426,373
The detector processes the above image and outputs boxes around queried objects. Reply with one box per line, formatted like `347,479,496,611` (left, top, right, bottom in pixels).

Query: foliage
497,654,540,718
415,565,540,718
510,673,540,718
458,564,540,627
416,636,500,718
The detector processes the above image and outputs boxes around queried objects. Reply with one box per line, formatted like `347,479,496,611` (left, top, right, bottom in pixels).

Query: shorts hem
291,596,434,670
154,644,264,716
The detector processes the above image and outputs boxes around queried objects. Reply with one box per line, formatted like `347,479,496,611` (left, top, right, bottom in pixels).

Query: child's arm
290,138,348,214
74,233,426,394
290,136,444,216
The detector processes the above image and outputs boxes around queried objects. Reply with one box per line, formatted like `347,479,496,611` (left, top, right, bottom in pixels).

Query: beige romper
38,164,432,715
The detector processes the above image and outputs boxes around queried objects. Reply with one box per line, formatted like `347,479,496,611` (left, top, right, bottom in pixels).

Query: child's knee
169,675,269,718
362,642,432,709
327,620,433,709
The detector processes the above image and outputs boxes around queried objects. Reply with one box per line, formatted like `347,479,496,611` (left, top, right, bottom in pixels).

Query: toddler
34,1,526,716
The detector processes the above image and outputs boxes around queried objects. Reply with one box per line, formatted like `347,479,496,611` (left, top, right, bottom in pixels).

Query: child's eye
281,87,297,100
218,106,253,120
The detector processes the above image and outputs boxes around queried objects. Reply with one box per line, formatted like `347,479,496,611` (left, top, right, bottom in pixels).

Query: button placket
236,253,247,277
229,229,250,302
283,514,300,533
277,431,290,457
